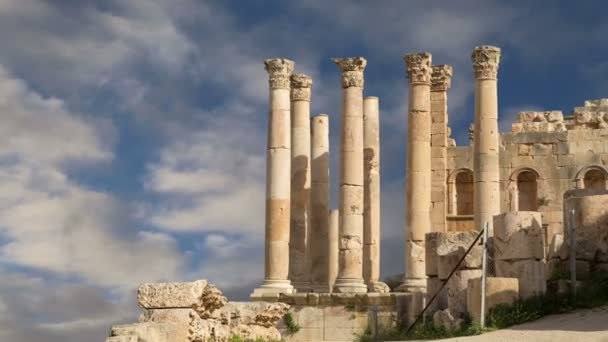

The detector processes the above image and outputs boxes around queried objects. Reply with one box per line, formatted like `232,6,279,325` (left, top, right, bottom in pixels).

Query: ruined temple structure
107,46,608,341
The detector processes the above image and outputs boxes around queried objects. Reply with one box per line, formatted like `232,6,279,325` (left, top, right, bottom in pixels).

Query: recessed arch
509,167,541,211
448,168,474,215
575,165,608,190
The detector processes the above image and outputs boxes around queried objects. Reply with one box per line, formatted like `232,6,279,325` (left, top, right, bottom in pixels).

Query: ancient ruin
107,45,608,341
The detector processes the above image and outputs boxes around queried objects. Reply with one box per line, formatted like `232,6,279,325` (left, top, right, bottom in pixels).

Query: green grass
359,271,608,341
282,312,300,334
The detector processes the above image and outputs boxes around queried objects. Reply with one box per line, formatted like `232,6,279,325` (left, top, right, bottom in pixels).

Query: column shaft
332,57,368,293
398,52,433,292
289,74,313,292
328,209,339,292
363,97,389,292
472,46,501,234
430,65,452,231
310,114,331,292
252,58,295,297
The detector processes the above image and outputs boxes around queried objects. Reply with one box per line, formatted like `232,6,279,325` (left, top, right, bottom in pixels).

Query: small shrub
282,312,300,334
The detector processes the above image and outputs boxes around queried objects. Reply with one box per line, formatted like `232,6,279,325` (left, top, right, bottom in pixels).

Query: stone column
310,114,331,292
397,52,433,293
332,57,368,293
289,74,313,292
252,58,295,297
363,96,389,293
430,65,452,233
471,46,501,234
328,209,339,292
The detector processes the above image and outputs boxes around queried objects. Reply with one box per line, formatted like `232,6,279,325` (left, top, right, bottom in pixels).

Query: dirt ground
406,305,608,342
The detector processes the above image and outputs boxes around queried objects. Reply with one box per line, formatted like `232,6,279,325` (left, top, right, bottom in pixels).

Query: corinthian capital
332,57,367,88
404,52,432,84
431,65,453,91
264,58,295,89
290,74,313,101
471,46,501,80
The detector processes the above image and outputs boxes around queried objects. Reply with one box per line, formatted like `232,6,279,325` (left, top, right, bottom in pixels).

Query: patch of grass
359,272,608,341
282,312,300,334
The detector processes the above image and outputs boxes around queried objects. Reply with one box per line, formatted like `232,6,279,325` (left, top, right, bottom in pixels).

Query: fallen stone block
426,276,447,314
433,309,463,331
493,212,545,261
466,277,519,322
447,269,482,318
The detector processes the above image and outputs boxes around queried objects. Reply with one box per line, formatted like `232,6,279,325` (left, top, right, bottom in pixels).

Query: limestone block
436,231,482,280
447,269,482,318
111,322,185,342
406,240,426,279
426,276,447,313
496,259,546,299
425,232,444,276
140,308,193,323
564,191,608,262
466,277,519,322
138,280,225,310
547,233,568,260
493,212,545,261
433,309,463,331
106,337,137,342
547,279,582,295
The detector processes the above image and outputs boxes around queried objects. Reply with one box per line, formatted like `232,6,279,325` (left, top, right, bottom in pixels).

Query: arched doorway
575,165,608,190
448,169,474,215
583,169,607,190
517,171,538,211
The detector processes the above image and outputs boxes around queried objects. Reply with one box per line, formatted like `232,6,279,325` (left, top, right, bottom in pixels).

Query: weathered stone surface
426,276,447,313
493,212,545,261
138,280,213,309
496,259,546,299
425,232,443,276
467,277,519,322
106,337,137,342
110,322,187,342
140,308,193,323
433,309,463,331
447,269,482,317
547,233,568,260
564,190,608,262
436,231,482,280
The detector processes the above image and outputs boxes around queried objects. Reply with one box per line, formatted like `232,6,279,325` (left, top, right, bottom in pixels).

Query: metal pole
569,208,576,296
480,221,489,329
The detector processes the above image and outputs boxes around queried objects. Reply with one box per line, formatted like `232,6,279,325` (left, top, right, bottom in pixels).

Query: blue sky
0,0,606,340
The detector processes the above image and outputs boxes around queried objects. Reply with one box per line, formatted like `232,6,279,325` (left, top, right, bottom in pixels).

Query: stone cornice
404,52,432,85
471,46,501,80
332,57,367,88
431,65,453,91
264,58,295,89
290,74,312,101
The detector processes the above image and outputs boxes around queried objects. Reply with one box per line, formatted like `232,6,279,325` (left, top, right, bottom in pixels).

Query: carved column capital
264,58,295,89
431,65,453,91
290,73,313,101
332,57,367,88
404,52,432,85
471,46,501,80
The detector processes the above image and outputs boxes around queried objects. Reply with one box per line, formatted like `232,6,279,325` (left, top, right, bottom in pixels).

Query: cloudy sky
0,0,606,340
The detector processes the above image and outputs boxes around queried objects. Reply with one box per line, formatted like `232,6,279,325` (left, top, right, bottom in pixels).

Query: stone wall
445,99,608,245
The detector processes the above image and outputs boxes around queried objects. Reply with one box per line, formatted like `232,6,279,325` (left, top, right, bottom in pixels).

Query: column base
332,278,368,293
250,279,293,299
394,278,427,293
309,284,332,293
291,281,311,293
368,281,391,293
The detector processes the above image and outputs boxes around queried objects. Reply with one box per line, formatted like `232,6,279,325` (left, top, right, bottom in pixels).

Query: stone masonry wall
445,99,608,247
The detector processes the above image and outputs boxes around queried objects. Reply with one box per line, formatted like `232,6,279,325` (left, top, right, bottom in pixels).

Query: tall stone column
430,65,452,232
328,209,339,292
471,46,501,234
363,96,389,293
332,57,368,293
310,114,331,292
252,58,295,297
289,74,312,292
397,52,433,293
